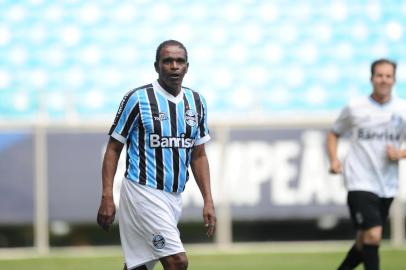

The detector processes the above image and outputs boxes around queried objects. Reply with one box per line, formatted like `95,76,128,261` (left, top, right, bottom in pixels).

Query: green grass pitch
0,244,405,270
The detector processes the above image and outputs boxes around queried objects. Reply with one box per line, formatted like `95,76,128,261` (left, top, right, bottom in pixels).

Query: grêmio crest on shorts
109,80,211,193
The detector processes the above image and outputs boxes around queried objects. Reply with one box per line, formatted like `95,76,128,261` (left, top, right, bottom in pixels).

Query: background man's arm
387,145,406,161
326,130,343,174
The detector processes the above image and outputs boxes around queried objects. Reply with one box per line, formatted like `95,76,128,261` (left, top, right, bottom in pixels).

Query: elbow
327,130,340,140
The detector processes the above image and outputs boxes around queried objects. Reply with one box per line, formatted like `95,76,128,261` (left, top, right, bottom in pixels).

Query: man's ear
154,62,159,72
185,62,189,73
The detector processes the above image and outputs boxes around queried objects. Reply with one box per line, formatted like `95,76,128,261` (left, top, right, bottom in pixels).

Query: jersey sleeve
194,94,211,146
332,105,352,136
108,91,140,144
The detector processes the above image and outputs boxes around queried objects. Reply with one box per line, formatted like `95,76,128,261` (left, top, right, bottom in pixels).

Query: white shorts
118,178,185,270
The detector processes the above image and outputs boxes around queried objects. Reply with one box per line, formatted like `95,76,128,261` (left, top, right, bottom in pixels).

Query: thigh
119,180,185,269
379,197,393,222
347,191,382,230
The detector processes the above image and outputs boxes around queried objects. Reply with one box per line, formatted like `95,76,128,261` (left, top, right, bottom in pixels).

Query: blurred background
0,0,406,254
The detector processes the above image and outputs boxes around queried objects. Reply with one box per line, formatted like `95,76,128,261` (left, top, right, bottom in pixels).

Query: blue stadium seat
0,0,405,120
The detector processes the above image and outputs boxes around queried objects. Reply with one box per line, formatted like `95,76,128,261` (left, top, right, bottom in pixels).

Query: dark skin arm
190,143,216,237
97,137,124,231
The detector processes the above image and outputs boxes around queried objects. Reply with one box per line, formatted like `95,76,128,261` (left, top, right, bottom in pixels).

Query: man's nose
170,61,179,69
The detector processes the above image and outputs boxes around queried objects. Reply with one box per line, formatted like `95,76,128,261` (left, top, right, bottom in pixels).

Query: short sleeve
108,91,140,144
332,105,352,136
194,94,211,146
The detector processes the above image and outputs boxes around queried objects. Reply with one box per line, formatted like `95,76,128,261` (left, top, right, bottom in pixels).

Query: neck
371,93,391,104
157,79,180,96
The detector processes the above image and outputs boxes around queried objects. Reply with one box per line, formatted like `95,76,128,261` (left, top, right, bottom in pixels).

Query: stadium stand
0,0,405,120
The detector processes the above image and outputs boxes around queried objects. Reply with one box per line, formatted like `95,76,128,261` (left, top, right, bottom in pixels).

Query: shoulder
122,83,153,101
391,97,406,120
182,85,198,95
133,83,153,91
334,97,363,116
347,96,370,108
130,83,153,95
182,86,207,104
334,96,369,120
391,96,406,108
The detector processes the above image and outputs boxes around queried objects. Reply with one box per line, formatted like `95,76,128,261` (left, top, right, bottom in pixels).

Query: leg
337,231,363,270
361,226,382,270
342,193,392,270
337,192,366,270
160,252,188,270
362,225,382,245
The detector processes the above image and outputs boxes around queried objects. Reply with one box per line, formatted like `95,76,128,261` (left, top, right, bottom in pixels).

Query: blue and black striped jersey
109,80,210,193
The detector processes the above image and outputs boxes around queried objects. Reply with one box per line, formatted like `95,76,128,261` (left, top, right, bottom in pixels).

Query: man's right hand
97,195,116,231
329,159,343,174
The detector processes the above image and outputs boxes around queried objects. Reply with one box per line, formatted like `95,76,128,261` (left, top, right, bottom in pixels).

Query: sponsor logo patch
391,114,401,126
153,112,168,121
358,128,401,141
149,133,194,148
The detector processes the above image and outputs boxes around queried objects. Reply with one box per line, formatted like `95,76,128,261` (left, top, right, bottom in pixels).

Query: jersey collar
368,94,393,108
153,80,184,104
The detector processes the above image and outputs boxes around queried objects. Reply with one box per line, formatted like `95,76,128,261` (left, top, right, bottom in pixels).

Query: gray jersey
333,96,406,197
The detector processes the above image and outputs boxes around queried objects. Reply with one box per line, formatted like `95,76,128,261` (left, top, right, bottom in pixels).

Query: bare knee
160,252,188,270
362,226,382,245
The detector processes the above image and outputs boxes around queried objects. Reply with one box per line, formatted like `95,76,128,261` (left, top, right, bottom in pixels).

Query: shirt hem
111,132,126,144
194,134,211,146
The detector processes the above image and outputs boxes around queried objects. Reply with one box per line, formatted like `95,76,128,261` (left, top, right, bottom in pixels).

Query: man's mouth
169,74,181,79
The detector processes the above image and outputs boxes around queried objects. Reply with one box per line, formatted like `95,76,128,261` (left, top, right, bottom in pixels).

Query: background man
326,58,406,270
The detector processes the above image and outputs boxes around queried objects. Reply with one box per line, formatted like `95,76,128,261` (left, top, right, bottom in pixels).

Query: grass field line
1,241,406,260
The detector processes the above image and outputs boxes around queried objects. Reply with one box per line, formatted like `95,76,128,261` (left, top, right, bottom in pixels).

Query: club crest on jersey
185,109,198,127
391,114,401,126
153,112,168,121
152,234,165,249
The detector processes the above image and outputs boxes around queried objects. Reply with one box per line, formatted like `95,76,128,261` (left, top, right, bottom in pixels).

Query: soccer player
97,40,216,270
326,58,406,270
